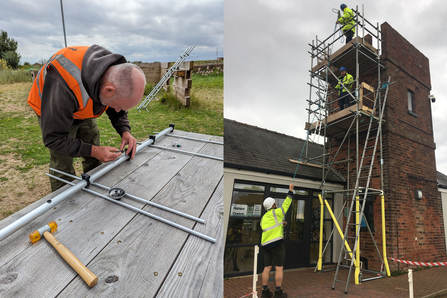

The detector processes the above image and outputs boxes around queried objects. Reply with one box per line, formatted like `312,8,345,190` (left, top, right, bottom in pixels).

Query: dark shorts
263,242,285,267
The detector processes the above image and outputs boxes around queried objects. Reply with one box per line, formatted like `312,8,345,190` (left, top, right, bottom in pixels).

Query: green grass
0,69,223,172
0,69,32,84
193,70,224,89
0,114,48,167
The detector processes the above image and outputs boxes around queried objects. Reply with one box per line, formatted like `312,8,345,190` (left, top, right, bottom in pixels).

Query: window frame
407,89,417,117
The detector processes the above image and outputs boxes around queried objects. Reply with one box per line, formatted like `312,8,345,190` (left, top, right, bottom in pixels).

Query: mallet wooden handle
43,231,98,287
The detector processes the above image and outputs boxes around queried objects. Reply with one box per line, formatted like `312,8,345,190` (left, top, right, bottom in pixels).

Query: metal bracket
81,173,91,188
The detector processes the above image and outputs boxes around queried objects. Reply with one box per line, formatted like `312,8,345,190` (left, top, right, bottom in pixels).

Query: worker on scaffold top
335,66,354,111
27,45,146,191
336,4,355,44
260,183,296,298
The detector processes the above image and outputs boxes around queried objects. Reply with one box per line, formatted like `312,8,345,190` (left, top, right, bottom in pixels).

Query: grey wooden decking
0,129,223,298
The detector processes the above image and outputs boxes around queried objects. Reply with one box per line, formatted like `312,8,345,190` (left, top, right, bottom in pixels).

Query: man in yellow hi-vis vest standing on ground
336,4,355,44
260,183,294,298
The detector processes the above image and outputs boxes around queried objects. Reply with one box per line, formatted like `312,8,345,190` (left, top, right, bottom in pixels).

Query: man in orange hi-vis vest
28,45,146,191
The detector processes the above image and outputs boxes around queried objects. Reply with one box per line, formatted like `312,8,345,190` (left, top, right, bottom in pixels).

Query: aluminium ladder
332,77,391,293
137,45,195,111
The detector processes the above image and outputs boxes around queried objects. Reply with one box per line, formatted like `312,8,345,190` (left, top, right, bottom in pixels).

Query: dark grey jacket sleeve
39,66,92,157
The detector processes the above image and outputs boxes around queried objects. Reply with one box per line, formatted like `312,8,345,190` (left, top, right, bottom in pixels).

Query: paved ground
224,265,447,298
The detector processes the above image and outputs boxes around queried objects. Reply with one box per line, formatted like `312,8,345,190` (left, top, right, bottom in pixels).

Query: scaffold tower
304,5,393,293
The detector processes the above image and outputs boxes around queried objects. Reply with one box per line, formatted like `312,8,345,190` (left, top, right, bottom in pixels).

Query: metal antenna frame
45,173,216,243
48,168,206,224
0,125,175,242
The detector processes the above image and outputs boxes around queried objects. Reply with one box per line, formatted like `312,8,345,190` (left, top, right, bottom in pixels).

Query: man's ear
102,84,116,98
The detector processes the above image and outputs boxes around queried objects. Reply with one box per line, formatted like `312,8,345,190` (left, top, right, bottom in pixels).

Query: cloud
0,0,223,64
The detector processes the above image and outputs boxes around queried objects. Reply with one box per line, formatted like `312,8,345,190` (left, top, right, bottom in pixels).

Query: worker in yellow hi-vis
260,183,294,298
336,4,355,44
335,66,354,111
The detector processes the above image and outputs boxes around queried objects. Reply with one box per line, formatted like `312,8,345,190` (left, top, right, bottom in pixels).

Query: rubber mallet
29,221,98,287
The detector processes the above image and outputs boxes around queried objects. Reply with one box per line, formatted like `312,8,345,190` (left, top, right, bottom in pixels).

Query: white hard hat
263,197,276,211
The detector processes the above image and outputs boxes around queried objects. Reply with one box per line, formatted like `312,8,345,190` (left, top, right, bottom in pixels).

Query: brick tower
306,15,446,286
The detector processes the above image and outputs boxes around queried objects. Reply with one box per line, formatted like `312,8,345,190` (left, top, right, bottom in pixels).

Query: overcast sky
224,0,447,175
0,0,223,64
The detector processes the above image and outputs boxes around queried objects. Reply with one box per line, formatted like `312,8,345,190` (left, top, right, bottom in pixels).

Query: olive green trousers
38,117,101,192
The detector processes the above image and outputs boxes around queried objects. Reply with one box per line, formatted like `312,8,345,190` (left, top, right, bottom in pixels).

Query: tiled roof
224,119,345,184
437,171,447,189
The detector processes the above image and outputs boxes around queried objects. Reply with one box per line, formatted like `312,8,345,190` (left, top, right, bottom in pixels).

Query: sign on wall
231,204,248,216
253,204,262,216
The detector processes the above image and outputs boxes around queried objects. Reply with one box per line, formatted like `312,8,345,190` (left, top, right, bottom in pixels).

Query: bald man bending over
28,45,146,191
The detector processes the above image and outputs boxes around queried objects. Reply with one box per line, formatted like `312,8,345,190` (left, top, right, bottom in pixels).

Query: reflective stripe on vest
28,46,107,120
260,206,287,246
262,236,284,246
262,209,282,232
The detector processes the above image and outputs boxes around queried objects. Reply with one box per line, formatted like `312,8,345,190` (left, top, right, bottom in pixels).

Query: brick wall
331,22,446,271
380,22,445,270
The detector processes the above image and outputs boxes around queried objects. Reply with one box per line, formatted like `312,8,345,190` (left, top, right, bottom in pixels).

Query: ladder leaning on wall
137,45,195,112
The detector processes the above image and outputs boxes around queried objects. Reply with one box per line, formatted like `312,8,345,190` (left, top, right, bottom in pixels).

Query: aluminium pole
60,0,67,48
353,7,361,287
155,133,223,145
149,145,223,161
0,125,174,242
46,174,216,243
306,39,315,161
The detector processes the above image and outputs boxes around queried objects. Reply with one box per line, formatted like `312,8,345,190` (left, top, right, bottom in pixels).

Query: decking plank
156,178,224,297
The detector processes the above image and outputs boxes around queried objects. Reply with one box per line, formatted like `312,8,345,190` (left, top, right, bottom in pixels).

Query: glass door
284,198,308,269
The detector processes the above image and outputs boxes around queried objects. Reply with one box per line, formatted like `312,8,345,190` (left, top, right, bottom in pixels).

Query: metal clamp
81,173,91,188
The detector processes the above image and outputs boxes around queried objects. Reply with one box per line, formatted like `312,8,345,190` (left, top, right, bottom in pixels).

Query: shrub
0,69,32,84
0,59,9,71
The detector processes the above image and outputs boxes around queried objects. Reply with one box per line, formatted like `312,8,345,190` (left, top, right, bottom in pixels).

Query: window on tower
407,89,417,117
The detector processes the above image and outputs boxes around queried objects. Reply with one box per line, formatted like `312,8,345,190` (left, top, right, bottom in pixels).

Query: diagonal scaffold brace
0,124,214,243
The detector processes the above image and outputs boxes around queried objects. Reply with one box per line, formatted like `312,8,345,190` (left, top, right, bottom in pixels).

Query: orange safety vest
27,46,107,120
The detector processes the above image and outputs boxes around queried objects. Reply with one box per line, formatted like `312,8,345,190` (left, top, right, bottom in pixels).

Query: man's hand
336,20,340,24
91,145,121,162
289,183,294,192
120,131,137,160
283,221,287,227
